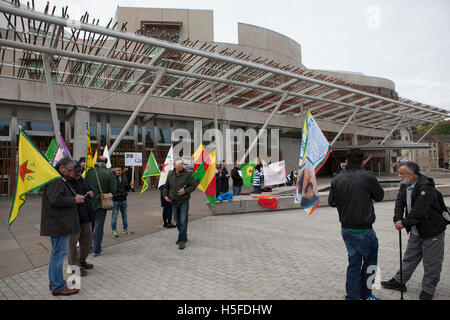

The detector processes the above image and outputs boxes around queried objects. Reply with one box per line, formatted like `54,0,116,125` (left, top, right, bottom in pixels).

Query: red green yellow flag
192,148,216,204
192,144,208,174
9,129,62,227
141,151,160,193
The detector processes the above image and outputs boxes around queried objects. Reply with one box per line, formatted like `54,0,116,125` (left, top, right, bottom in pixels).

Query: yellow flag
9,130,62,227
82,127,96,178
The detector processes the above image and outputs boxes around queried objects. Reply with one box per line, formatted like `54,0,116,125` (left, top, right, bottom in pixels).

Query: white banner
158,146,174,188
263,160,286,186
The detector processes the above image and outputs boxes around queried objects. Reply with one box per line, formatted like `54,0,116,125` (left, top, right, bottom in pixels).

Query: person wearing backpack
381,161,447,300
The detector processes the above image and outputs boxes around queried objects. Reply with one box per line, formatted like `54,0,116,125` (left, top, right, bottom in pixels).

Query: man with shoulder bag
85,156,117,257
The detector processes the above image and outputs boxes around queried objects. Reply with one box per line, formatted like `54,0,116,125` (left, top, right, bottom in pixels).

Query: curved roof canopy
0,1,447,131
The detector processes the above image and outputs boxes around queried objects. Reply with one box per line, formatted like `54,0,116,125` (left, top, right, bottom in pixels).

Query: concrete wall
311,69,396,91
115,7,214,42
237,23,302,67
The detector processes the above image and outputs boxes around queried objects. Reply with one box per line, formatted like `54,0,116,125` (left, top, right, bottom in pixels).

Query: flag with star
8,129,62,227
141,151,160,193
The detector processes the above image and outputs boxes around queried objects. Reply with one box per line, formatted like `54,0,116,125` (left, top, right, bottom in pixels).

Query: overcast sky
30,0,450,110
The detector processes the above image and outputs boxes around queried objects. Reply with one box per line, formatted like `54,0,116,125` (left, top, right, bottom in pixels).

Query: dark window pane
18,120,53,132
0,119,10,136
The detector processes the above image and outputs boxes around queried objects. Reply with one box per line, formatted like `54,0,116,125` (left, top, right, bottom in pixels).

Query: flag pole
399,229,404,300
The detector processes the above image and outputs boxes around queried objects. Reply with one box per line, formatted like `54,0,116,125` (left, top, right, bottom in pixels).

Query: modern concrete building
0,3,447,196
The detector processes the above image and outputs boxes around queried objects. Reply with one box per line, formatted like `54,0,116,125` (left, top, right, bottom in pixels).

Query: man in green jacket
85,156,117,256
163,159,197,250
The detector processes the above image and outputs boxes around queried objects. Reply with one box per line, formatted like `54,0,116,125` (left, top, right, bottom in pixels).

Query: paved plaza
0,186,449,300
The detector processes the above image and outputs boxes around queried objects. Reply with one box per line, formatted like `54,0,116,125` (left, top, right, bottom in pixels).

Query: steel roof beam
1,3,443,118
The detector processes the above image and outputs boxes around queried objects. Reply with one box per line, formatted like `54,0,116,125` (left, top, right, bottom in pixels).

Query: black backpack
435,189,450,225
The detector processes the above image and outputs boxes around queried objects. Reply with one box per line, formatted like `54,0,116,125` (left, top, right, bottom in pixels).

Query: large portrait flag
295,110,332,215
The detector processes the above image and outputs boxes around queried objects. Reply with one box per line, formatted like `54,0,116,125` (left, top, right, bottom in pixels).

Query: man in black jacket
111,167,134,237
41,157,84,296
231,162,243,196
381,161,446,300
163,159,197,250
328,148,384,300
67,161,95,276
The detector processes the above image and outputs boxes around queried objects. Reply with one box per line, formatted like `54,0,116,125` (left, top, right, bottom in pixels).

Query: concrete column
385,149,392,174
73,109,90,162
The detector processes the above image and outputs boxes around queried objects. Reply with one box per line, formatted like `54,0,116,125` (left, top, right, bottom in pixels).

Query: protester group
9,124,448,300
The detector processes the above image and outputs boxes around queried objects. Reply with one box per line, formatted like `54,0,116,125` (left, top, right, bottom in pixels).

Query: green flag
44,138,58,162
241,162,255,187
141,151,160,193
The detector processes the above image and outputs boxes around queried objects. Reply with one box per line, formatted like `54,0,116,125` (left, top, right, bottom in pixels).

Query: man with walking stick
381,161,447,300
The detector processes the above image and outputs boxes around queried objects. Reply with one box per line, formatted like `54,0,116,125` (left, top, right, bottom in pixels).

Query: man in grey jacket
41,157,85,296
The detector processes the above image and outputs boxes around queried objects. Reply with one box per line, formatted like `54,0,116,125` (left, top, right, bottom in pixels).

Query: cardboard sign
125,152,142,167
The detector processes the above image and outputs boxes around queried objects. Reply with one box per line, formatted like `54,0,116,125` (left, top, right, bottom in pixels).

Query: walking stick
399,229,404,300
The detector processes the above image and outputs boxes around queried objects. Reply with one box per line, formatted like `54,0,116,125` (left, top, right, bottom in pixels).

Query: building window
141,22,181,43
18,120,53,132
0,119,10,136
145,128,154,147
158,128,171,144
111,126,133,137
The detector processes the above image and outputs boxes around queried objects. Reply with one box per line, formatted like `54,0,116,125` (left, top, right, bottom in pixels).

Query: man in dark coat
67,161,95,276
163,159,197,250
381,161,447,300
328,148,384,300
85,156,117,256
41,157,85,296
231,162,243,196
111,167,134,237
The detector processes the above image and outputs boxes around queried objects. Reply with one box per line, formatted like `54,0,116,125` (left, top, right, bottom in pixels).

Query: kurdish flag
192,147,216,204
9,129,62,227
295,109,331,215
241,161,255,187
30,137,58,193
141,151,160,193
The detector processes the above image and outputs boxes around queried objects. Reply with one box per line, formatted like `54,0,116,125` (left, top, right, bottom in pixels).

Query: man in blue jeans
163,159,197,250
328,148,384,300
41,157,85,296
111,167,134,237
85,156,117,256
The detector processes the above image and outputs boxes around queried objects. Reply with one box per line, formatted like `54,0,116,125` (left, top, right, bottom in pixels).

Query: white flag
295,110,331,215
103,145,112,169
263,160,286,186
158,146,174,188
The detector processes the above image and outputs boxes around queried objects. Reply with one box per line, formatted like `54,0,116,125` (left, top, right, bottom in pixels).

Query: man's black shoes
381,278,407,292
179,242,185,250
420,291,433,300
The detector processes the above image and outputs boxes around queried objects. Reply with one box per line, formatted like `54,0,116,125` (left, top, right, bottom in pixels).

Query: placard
125,152,143,166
